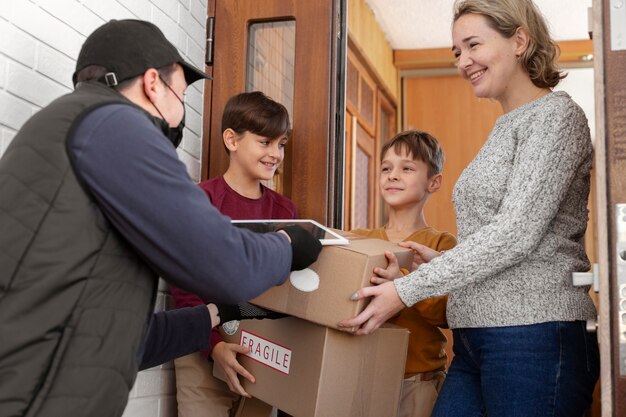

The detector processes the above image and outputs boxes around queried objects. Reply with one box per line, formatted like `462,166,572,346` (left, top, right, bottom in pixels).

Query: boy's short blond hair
381,130,444,178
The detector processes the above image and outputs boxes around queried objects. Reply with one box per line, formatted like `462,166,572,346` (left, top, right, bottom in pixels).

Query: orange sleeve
436,232,457,253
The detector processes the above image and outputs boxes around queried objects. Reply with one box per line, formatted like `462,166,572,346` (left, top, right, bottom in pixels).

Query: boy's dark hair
221,91,290,154
381,130,444,177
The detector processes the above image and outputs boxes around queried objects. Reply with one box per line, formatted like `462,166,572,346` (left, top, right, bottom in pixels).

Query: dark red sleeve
170,285,206,309
197,180,213,200
208,328,224,358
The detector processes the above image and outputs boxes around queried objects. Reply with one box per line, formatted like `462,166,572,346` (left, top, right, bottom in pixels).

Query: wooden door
594,0,626,415
201,0,345,224
403,74,502,236
344,45,397,230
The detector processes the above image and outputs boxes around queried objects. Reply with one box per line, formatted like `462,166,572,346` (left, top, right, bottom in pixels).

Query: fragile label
240,330,292,375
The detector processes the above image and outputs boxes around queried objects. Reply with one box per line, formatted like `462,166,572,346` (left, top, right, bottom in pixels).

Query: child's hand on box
211,342,255,397
370,251,403,285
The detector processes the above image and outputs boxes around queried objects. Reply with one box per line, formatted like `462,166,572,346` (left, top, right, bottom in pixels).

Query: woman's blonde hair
453,0,565,88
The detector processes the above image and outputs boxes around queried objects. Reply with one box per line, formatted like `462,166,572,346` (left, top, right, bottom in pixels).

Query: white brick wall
0,1,209,416
0,0,207,183
122,280,180,417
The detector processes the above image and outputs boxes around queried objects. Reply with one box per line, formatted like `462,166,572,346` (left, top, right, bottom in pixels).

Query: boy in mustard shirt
351,130,455,417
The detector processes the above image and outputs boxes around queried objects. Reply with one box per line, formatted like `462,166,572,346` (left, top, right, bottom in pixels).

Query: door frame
201,0,347,225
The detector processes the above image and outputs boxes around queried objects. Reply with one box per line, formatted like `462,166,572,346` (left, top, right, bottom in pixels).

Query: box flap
337,237,413,258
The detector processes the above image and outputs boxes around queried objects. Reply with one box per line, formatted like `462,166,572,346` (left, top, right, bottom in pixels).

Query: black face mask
152,76,186,148
153,114,185,148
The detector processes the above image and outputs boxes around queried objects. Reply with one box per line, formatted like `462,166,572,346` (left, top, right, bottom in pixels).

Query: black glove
279,225,322,271
216,302,288,324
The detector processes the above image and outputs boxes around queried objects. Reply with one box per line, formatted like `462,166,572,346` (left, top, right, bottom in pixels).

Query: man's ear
428,173,442,193
141,68,161,101
223,128,239,153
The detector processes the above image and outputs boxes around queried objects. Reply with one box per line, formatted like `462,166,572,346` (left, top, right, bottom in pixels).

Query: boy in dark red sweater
171,91,295,416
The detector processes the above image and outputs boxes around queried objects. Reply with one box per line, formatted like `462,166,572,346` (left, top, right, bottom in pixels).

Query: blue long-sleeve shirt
69,104,292,303
68,103,293,366
139,305,211,370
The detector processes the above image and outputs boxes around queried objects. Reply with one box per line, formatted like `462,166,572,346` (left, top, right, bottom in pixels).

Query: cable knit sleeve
394,93,592,308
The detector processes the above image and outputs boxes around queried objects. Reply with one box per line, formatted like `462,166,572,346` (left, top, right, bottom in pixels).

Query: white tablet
231,219,349,246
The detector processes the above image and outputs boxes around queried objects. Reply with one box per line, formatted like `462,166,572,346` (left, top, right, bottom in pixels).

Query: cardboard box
250,236,413,330
215,317,409,417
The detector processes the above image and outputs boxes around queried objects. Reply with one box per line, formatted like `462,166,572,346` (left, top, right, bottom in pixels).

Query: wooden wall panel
347,0,398,101
344,46,397,230
395,40,594,70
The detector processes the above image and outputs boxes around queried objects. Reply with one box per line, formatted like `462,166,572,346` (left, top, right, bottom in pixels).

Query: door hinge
206,16,215,66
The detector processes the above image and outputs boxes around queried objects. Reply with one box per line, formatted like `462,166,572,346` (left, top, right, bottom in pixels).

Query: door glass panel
246,20,296,192
247,20,296,117
360,78,374,127
380,108,389,144
347,59,358,109
354,145,370,229
379,107,391,225
354,120,373,230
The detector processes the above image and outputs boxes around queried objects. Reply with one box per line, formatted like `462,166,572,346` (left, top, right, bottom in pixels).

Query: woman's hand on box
337,281,405,335
370,251,403,285
399,241,443,270
211,342,255,397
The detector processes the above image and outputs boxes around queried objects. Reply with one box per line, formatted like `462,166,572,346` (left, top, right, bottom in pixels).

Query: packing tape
351,331,378,412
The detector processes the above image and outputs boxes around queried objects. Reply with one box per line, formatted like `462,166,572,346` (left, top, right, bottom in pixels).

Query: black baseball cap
72,19,211,87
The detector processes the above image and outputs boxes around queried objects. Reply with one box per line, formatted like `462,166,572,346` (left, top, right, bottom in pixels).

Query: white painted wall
0,0,207,182
122,280,179,417
364,0,592,49
0,2,208,417
555,67,595,142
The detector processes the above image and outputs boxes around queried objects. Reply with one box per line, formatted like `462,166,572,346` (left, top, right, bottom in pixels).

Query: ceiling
363,0,593,50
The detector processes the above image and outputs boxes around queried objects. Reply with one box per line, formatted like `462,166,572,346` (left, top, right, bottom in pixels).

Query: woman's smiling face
452,13,521,104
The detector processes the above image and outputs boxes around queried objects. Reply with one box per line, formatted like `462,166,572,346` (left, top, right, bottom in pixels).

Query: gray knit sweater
394,91,597,328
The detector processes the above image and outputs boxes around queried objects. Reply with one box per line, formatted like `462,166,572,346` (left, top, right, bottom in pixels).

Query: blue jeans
432,321,599,417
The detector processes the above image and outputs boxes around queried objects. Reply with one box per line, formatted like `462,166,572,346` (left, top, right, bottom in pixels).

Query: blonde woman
340,1,599,415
